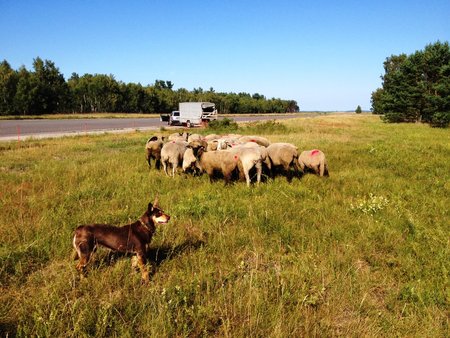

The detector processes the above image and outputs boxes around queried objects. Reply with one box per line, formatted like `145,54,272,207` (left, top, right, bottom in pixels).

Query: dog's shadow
147,238,205,266
92,238,205,273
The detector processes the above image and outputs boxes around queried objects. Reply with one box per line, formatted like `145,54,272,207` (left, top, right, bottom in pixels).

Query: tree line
0,58,299,116
371,41,450,127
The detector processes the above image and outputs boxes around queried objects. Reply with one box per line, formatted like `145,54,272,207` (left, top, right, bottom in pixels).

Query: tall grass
0,115,449,336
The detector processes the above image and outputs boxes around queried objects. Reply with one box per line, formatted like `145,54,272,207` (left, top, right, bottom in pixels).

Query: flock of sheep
145,131,329,186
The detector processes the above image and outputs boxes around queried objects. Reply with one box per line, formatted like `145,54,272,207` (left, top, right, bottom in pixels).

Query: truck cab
168,111,181,125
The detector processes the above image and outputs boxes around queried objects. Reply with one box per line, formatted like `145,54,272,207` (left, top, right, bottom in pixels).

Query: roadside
0,112,355,142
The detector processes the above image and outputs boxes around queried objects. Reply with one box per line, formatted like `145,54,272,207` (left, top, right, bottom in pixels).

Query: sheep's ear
161,136,166,141
149,136,158,142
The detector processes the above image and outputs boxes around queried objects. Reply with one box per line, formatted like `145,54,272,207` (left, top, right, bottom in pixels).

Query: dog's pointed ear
147,202,153,211
153,196,159,208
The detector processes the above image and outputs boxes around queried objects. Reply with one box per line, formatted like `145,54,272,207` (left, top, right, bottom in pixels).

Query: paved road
0,114,309,141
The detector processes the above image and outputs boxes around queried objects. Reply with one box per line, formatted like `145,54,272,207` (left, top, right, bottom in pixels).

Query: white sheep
182,140,207,175
298,149,329,177
168,132,189,142
195,148,240,184
239,135,271,147
227,144,269,186
160,140,188,177
204,134,221,142
182,147,198,174
266,143,300,178
187,133,204,143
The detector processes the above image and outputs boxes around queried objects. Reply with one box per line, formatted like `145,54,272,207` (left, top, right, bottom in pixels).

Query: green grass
0,115,449,336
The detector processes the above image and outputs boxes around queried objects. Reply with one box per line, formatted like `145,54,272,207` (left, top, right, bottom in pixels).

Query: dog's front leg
135,252,150,283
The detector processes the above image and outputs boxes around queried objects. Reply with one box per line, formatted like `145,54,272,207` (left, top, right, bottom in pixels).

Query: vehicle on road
168,102,218,127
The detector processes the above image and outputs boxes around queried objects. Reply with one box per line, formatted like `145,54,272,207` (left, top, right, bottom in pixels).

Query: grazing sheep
204,134,221,142
187,133,204,143
182,139,208,174
182,148,198,174
160,141,188,177
168,132,189,142
232,142,271,171
239,135,271,147
225,143,269,186
145,135,165,169
267,143,300,179
196,148,240,184
189,138,208,150
216,137,242,150
224,133,242,139
298,149,329,177
206,140,219,151
232,148,263,186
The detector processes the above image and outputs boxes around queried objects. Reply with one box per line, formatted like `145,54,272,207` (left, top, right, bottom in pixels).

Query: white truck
168,102,218,127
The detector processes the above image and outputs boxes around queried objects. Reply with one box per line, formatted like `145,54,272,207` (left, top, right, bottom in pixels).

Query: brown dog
72,198,170,282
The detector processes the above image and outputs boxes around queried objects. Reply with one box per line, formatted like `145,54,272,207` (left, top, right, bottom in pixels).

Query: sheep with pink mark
298,149,329,177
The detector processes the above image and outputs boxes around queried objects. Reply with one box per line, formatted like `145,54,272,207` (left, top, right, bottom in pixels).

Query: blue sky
1,1,449,111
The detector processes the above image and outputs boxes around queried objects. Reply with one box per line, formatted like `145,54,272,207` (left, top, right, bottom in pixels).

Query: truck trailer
168,102,218,127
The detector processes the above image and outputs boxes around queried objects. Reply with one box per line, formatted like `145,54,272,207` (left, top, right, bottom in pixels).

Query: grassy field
0,115,448,337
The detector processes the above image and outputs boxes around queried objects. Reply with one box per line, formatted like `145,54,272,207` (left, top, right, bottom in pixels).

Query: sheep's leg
255,162,262,185
298,160,305,173
224,172,232,185
292,158,300,174
319,161,325,177
283,162,294,182
244,167,251,187
312,164,320,176
172,161,177,177
162,160,169,176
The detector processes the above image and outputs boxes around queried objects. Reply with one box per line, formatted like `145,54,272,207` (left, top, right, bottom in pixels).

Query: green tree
31,57,68,114
0,60,18,115
14,66,34,115
355,105,362,114
372,41,450,127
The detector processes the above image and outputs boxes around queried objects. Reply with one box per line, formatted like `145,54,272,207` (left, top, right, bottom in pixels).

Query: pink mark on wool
250,139,256,142
310,149,320,156
172,141,176,143
234,155,239,160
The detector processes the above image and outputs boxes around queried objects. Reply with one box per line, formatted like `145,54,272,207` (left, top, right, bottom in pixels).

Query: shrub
243,120,288,134
430,112,450,128
207,118,239,132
